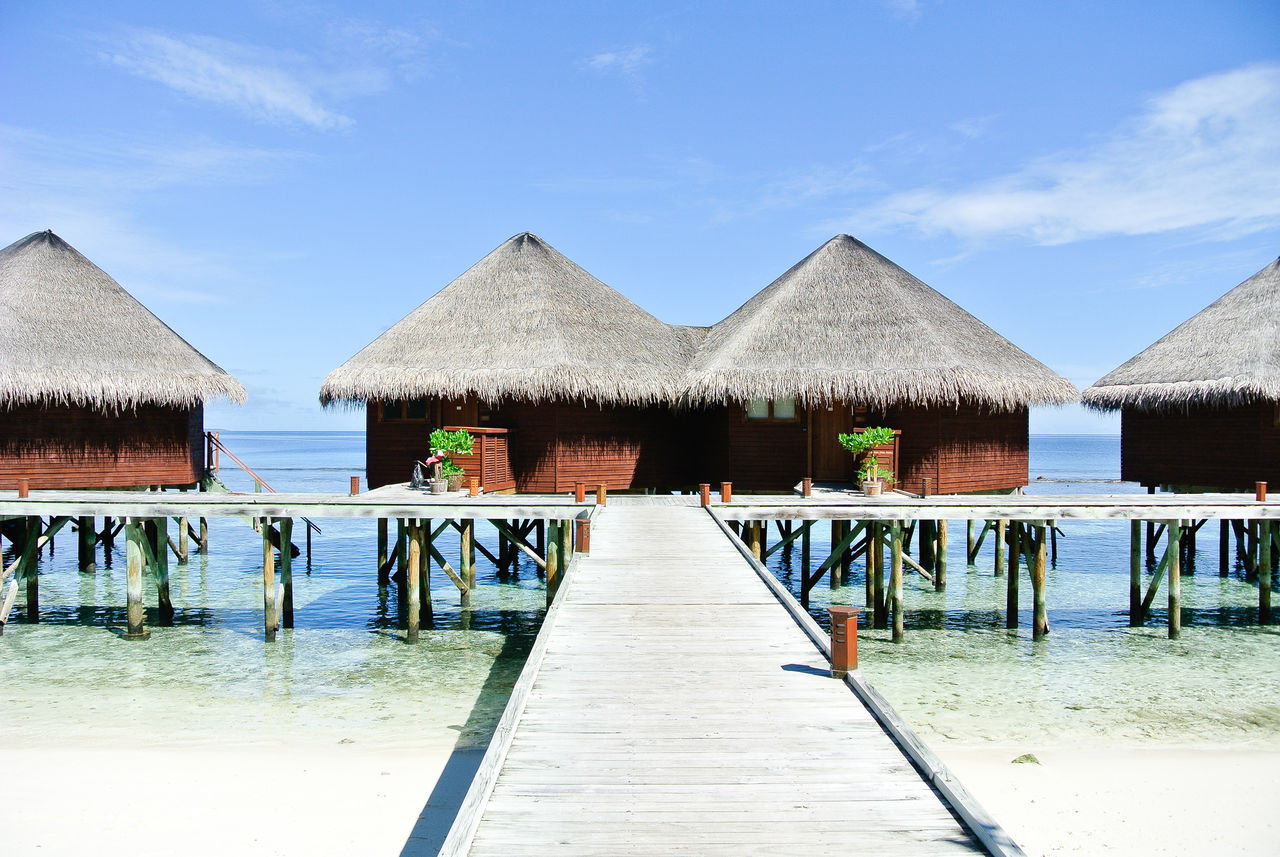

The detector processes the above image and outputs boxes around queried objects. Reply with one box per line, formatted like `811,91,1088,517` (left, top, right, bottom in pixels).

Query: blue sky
3,0,1278,433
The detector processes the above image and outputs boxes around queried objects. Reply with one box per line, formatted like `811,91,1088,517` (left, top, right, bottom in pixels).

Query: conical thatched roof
320,233,700,406
1083,258,1280,411
681,235,1078,410
0,230,247,410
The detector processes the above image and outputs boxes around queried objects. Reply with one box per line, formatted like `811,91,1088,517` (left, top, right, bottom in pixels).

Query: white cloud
881,0,922,22
858,64,1280,244
583,45,654,88
104,30,352,129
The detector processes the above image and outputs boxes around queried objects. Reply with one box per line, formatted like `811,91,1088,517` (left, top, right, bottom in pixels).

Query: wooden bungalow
1083,258,1280,491
0,231,246,490
679,235,1078,493
320,233,702,492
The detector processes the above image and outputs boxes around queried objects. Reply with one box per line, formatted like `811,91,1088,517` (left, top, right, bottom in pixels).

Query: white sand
937,745,1280,856
4,743,474,857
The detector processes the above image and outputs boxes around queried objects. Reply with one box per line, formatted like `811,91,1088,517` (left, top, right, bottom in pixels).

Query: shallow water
765,434,1280,748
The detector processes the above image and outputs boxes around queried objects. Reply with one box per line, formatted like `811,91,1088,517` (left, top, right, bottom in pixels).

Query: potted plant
428,428,475,493
837,427,897,495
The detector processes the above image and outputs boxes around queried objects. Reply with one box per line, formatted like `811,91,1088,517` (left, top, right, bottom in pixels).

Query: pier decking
440,504,1006,856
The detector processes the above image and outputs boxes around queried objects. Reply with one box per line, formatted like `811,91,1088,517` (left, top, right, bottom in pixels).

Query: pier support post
422,518,434,626
838,520,851,583
801,520,811,588
967,520,975,567
124,520,148,640
262,516,277,642
198,517,207,553
178,516,190,563
150,518,173,624
864,521,873,608
1006,522,1020,629
828,521,841,586
406,519,422,643
920,520,935,572
935,519,948,591
102,516,116,565
22,517,41,624
1168,520,1182,639
546,520,561,606
78,515,96,573
280,517,294,629
750,521,763,560
1032,522,1049,639
1220,520,1231,577
460,519,475,607
1260,520,1272,625
872,522,887,630
994,519,1006,576
377,518,389,585
396,519,408,579
890,521,904,643
1130,520,1142,625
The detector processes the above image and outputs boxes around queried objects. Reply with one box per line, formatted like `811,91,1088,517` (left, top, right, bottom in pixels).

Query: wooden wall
1122,402,1280,490
0,403,203,489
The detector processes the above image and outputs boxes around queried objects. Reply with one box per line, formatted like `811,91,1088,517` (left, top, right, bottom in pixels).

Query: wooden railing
445,426,515,492
205,432,322,536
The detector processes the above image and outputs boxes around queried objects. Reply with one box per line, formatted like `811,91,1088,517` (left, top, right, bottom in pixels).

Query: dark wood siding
713,405,807,491
1122,402,1279,490
365,404,429,489
0,403,203,489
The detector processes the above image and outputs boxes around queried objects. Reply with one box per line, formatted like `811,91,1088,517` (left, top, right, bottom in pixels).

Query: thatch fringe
1083,258,1280,412
0,231,247,410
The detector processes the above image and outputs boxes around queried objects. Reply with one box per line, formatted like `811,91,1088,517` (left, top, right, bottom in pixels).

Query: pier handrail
204,432,322,536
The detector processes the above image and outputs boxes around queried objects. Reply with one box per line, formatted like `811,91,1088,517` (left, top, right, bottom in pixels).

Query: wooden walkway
441,505,1006,856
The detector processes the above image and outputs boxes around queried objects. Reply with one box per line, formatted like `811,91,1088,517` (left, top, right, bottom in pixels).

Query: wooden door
812,405,854,481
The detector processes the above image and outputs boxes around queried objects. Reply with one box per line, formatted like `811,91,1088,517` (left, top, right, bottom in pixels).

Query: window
745,397,798,421
381,399,429,421
405,399,428,420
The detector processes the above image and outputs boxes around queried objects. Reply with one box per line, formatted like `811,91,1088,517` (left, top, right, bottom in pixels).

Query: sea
1,432,1276,777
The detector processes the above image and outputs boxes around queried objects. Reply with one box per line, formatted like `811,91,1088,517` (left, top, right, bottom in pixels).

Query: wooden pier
439,504,1015,856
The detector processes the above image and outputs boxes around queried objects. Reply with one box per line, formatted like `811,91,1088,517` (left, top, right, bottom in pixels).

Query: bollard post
828,605,860,677
17,478,29,498
802,477,812,498
720,482,733,503
349,476,360,496
575,482,586,503
575,519,591,554
469,477,479,497
920,477,932,498
1257,481,1268,502
699,483,711,506
596,485,607,506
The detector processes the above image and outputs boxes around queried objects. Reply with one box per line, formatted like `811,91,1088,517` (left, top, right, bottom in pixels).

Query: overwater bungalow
0,230,246,490
320,233,702,491
1083,257,1280,491
681,235,1078,492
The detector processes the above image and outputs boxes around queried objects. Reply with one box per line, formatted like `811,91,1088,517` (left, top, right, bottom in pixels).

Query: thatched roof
320,233,701,406
1083,257,1280,411
681,234,1078,410
0,231,247,410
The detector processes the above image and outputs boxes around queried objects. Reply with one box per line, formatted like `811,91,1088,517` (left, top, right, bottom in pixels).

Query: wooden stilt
536,520,545,556
124,520,148,639
1260,520,1272,625
994,519,1006,576
1049,519,1058,567
406,519,421,643
151,518,173,624
559,518,573,568
750,521,763,560
396,519,408,578
839,520,851,582
198,517,207,553
377,518,389,585
421,518,434,627
920,520,936,572
178,516,189,563
460,519,475,608
1032,523,1049,639
935,519,947,592
22,517,41,624
546,520,561,606
102,516,115,565
872,522,887,630
78,515,96,573
1168,520,1182,640
280,518,294,628
1220,520,1231,577
801,521,811,590
828,521,841,586
890,521,904,643
1006,522,1020,629
1249,520,1260,581
864,520,874,608
1130,520,1142,626
262,516,277,642
1146,520,1157,564
966,520,975,567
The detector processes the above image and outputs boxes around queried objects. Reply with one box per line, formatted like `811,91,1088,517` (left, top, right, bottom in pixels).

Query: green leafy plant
429,428,475,457
441,459,465,477
836,427,897,486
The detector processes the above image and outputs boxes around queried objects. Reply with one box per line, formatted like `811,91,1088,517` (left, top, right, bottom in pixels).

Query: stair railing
205,432,322,538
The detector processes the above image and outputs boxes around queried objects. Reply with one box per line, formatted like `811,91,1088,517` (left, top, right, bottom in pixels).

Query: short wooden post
1220,520,1231,577
596,485,607,506
469,477,479,496
1006,522,1020,629
872,522,887,630
152,518,172,624
720,482,732,503
406,519,421,643
1260,519,1272,625
1032,522,1049,639
935,519,948,591
460,519,474,607
699,483,710,506
124,520,148,640
994,519,1006,576
575,482,586,503
17,478,29,498
377,518,389,585
78,515,95,573
802,477,812,498
1257,481,1268,502
349,476,360,495
1168,520,1182,640
280,518,294,628
828,606,859,676
575,519,591,554
262,516,277,642
546,520,561,606
890,521,904,643
1130,520,1142,625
